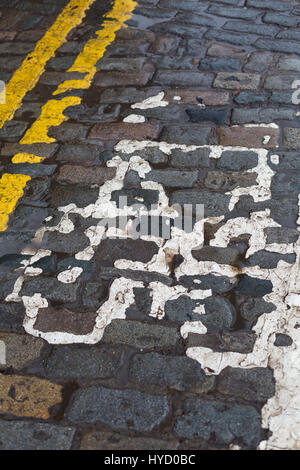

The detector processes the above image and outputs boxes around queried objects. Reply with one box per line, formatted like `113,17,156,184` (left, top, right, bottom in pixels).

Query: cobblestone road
0,0,300,451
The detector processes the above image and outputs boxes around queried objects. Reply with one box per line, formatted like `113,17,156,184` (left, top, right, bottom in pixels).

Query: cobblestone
0,374,62,419
0,421,75,450
102,320,180,350
45,345,122,380
174,399,262,447
67,386,170,431
1,0,300,451
129,352,215,393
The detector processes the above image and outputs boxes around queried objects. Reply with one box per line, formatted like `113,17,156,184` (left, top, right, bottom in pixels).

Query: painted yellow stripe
54,0,138,95
21,96,81,144
20,0,137,144
0,174,31,231
1,0,137,231
0,0,97,129
12,153,45,164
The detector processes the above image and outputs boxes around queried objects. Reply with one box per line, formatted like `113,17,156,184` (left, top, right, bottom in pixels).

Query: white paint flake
123,114,146,123
57,267,83,283
131,91,168,109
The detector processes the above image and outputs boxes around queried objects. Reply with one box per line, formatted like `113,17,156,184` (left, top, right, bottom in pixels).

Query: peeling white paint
57,267,83,283
123,114,146,123
3,109,300,450
131,91,168,109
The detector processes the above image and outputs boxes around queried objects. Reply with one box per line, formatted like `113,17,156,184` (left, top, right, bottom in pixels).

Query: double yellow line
0,0,137,231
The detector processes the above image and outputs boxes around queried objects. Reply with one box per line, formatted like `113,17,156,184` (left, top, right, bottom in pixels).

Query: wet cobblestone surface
0,0,300,450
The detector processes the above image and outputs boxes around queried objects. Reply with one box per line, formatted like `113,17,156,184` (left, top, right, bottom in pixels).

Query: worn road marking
0,0,97,129
0,0,137,231
21,0,137,144
12,153,45,164
21,96,82,144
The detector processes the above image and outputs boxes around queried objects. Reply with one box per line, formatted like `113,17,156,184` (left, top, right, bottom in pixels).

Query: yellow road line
21,96,81,144
0,174,31,231
0,0,137,231
0,0,97,129
21,0,137,144
12,153,45,164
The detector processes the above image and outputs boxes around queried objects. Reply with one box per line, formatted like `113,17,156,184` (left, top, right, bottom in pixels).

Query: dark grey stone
0,121,28,139
208,4,260,19
204,170,257,191
31,256,57,274
272,172,300,194
264,227,299,244
82,282,107,309
246,0,291,11
0,302,25,333
51,184,98,208
256,39,300,54
232,107,295,124
240,298,275,324
154,71,214,87
0,273,19,301
187,330,256,354
145,169,198,188
235,275,273,296
200,296,236,332
269,91,294,105
170,191,230,217
244,51,274,73
176,12,216,27
151,21,206,39
192,246,241,266
21,277,79,303
95,238,158,266
199,57,240,72
174,399,262,447
277,30,300,41
248,250,296,269
205,29,257,46
165,295,201,323
45,345,122,379
223,20,278,36
41,231,89,254
150,56,196,70
234,92,267,104
274,334,293,347
56,144,101,163
284,128,300,150
5,164,56,177
129,352,215,392
111,188,159,210
186,107,229,125
217,150,258,170
179,274,236,293
217,367,275,403
0,421,75,450
67,386,169,431
102,320,180,349
170,148,210,167
263,12,299,27
17,14,42,30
